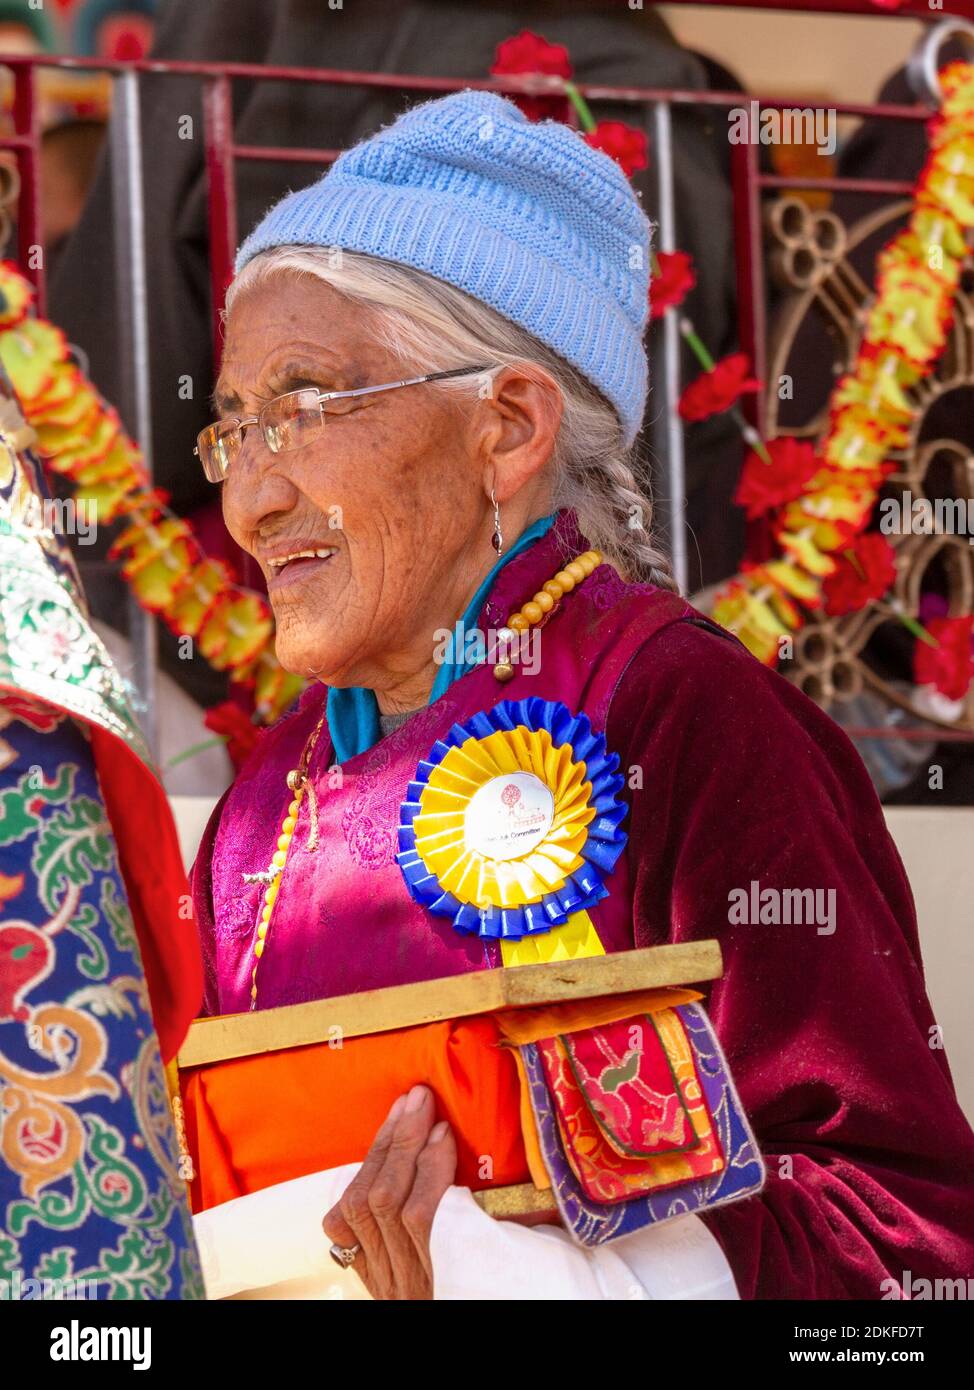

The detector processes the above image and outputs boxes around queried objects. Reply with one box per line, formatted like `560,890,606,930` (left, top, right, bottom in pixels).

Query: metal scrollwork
764,194,974,731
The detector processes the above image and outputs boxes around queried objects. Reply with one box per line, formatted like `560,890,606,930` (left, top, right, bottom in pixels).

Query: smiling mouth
265,547,339,585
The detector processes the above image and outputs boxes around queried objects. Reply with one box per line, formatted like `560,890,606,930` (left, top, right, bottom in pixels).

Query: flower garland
711,59,974,707
0,261,304,722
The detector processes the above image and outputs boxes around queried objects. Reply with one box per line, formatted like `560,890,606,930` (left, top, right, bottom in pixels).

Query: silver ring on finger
329,1242,362,1269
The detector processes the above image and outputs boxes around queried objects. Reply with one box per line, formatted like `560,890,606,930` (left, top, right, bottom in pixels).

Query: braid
596,452,677,592
563,448,678,593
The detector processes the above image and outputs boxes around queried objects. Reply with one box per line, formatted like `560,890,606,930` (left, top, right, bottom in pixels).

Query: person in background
40,119,107,276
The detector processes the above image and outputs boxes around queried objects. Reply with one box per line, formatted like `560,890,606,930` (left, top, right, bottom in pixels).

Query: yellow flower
835,357,919,425
921,169,974,228
877,231,963,292
713,582,786,665
778,529,837,577
864,282,948,365
910,205,968,262
822,420,888,473
742,567,803,630
763,559,822,606
781,488,874,551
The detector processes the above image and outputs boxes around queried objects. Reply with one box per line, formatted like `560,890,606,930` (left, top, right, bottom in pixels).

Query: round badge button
464,771,555,861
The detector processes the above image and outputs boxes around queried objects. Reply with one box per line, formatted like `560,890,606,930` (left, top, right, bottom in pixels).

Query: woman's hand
322,1084,456,1300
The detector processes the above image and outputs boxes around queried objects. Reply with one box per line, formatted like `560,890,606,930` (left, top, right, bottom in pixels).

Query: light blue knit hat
235,90,653,446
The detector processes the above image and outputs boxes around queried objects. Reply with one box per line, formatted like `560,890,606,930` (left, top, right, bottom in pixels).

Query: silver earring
491,489,503,555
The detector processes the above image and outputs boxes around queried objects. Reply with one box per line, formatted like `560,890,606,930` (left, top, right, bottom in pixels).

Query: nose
221,430,299,546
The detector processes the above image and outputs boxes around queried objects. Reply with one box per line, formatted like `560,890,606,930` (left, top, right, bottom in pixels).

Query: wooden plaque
177,939,722,1069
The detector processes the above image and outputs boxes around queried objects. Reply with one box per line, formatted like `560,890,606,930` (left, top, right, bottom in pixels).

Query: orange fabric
493,987,703,1047
181,1014,528,1213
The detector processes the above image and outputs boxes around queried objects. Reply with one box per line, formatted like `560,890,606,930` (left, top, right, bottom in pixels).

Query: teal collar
326,514,556,764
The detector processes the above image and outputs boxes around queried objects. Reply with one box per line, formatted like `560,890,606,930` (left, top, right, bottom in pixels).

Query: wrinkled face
216,273,488,688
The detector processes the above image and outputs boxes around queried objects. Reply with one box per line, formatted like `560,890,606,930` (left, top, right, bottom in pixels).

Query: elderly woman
187,91,974,1301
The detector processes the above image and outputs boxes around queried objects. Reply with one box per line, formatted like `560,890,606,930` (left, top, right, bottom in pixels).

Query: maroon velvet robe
606,618,974,1298
192,515,974,1299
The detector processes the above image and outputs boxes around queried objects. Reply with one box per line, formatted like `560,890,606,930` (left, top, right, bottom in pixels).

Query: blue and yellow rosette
396,698,627,965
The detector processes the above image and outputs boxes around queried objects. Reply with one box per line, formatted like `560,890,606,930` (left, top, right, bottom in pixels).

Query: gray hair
227,246,674,590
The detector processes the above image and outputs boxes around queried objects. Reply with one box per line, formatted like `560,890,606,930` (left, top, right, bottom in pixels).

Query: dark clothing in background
49,0,743,710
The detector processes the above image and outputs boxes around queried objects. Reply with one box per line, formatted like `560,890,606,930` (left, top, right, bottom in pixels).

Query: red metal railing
0,48,943,403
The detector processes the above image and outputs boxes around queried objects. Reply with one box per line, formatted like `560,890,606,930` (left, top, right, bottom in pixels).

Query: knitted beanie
235,90,653,446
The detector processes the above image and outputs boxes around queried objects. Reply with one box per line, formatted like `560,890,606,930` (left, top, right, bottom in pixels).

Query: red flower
821,533,897,616
490,30,572,123
678,352,761,423
650,251,696,320
101,17,155,62
914,616,974,702
734,437,820,520
204,700,261,770
584,121,649,178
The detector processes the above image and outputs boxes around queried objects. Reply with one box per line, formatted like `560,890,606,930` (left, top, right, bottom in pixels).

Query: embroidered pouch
535,1010,723,1204
521,1002,765,1245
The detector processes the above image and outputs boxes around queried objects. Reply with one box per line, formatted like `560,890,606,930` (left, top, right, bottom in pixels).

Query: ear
474,365,562,505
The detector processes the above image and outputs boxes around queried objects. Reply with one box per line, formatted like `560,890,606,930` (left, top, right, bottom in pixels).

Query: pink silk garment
192,510,974,1299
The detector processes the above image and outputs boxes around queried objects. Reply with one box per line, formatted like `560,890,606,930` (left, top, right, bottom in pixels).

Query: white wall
659,5,925,106
886,808,974,1124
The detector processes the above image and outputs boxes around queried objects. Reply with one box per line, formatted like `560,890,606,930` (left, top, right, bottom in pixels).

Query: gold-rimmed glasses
195,364,496,483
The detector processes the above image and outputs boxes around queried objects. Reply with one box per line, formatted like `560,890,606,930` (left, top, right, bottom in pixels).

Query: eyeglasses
195,364,496,483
